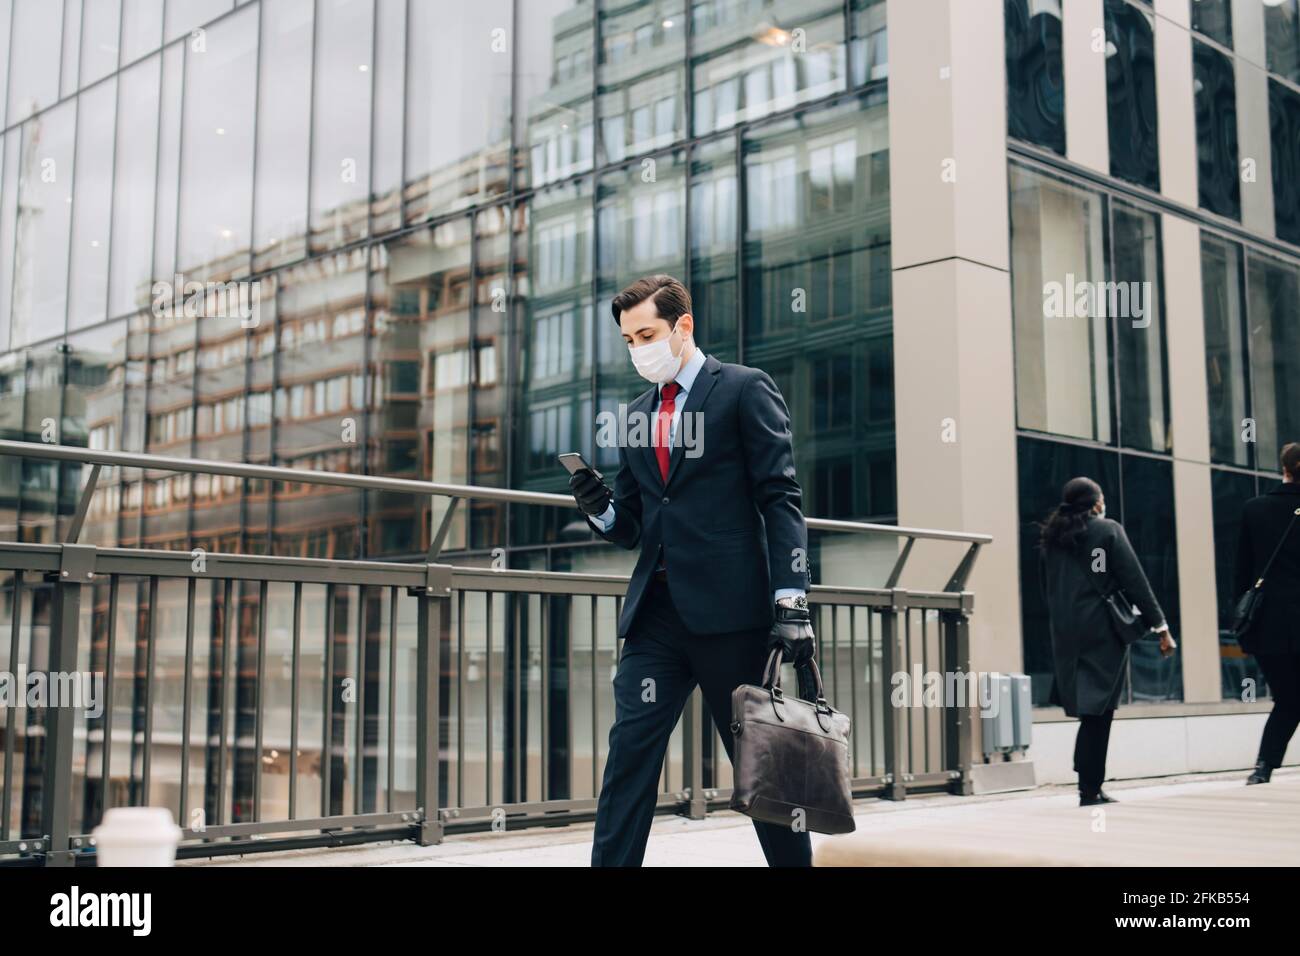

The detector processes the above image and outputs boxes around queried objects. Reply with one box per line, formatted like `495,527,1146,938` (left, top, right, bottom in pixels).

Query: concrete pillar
1162,213,1220,703
1156,10,1197,205
1063,0,1109,174
887,0,1022,674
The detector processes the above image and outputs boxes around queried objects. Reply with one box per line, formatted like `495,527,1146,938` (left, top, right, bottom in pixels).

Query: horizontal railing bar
62,813,422,850
168,811,419,841
0,542,972,608
0,839,44,855
0,440,992,545
439,797,607,821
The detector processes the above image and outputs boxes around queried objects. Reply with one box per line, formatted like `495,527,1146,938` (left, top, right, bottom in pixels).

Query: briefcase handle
761,646,830,713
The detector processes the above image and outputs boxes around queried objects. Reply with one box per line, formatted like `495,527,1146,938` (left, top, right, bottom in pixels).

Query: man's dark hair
1282,442,1300,479
610,274,692,326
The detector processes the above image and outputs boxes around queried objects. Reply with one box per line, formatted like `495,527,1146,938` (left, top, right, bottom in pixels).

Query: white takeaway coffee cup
91,807,184,867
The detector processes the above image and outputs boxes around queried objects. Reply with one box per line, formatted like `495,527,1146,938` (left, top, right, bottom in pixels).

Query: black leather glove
569,469,612,518
767,603,815,667
768,604,819,702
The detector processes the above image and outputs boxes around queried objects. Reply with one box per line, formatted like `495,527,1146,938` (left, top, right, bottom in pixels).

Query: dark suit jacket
1040,516,1165,716
589,354,810,637
1233,482,1300,656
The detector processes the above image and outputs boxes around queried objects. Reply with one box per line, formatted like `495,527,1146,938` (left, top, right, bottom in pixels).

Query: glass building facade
1006,0,1300,704
2,0,1298,834
0,0,891,828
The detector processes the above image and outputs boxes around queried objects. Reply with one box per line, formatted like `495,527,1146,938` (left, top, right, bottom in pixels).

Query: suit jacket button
661,496,669,504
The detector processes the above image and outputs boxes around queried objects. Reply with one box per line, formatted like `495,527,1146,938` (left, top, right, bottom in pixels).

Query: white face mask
627,326,685,384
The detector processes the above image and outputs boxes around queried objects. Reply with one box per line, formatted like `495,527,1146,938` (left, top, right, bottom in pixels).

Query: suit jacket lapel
664,354,720,490
626,386,661,490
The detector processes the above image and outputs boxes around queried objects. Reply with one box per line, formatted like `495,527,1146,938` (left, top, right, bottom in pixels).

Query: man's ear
678,313,695,338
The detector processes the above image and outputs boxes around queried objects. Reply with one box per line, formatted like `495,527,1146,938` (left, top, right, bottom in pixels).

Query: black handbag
1232,507,1300,644
729,647,855,835
1070,547,1149,646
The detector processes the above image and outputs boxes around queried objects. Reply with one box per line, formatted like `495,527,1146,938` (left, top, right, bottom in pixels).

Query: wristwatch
776,595,809,609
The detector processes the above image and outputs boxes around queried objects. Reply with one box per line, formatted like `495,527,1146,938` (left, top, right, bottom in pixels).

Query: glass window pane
1004,0,1065,155
1109,202,1168,453
1104,0,1159,191
517,0,594,190
1246,252,1300,461
69,79,118,331
164,0,233,43
7,0,63,124
1200,234,1251,467
1009,164,1112,443
691,0,846,138
1016,436,1121,707
1268,78,1300,245
404,0,512,223
1210,469,1265,699
11,101,77,348
61,0,84,98
596,151,686,405
309,0,373,253
109,55,162,319
1189,0,1231,48
18,341,66,541
153,42,183,279
0,0,12,129
121,0,165,65
690,136,738,360
742,98,893,520
598,1,685,164
1119,453,1181,702
370,0,404,233
1192,39,1239,220
513,179,594,548
0,133,19,350
177,4,256,280
370,223,474,555
1265,0,1300,85
252,0,313,270
62,321,129,545
81,0,124,86
850,0,887,85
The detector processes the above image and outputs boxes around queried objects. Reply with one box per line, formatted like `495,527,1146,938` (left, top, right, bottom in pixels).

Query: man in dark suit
1235,442,1300,784
568,274,816,866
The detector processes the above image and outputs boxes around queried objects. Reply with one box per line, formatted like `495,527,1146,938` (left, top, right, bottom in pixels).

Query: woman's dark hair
1281,442,1300,480
1039,477,1103,551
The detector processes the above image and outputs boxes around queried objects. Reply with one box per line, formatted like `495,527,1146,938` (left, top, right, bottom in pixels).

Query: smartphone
558,452,602,481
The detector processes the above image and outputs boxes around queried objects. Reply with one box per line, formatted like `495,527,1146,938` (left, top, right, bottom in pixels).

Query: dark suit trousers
590,577,813,867
1256,653,1300,768
1073,710,1115,795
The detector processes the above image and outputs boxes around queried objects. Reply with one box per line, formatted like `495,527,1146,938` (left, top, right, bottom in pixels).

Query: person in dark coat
1234,442,1300,785
1039,476,1176,805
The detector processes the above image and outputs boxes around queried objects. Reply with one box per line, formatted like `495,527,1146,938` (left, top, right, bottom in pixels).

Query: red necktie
655,382,680,484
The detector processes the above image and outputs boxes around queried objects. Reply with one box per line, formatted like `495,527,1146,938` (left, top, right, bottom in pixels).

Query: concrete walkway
179,768,1300,867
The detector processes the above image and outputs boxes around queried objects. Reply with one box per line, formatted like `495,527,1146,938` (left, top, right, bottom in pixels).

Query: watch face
793,596,808,609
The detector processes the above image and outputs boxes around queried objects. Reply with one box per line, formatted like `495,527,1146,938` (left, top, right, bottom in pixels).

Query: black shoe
1079,789,1118,807
1246,761,1273,785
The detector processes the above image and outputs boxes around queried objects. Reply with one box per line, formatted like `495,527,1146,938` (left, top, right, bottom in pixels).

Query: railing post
942,594,976,796
880,591,908,802
42,545,96,866
679,689,707,819
413,564,451,846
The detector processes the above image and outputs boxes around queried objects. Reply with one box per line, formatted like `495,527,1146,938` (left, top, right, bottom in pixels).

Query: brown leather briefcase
729,648,855,835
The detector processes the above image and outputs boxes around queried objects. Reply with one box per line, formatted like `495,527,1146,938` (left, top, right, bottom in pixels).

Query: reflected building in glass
0,0,1298,830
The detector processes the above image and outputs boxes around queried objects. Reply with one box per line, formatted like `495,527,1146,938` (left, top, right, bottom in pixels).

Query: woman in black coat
1234,443,1300,785
1039,477,1176,805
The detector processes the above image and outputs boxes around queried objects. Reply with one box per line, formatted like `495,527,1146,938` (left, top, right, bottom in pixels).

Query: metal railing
0,439,989,866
